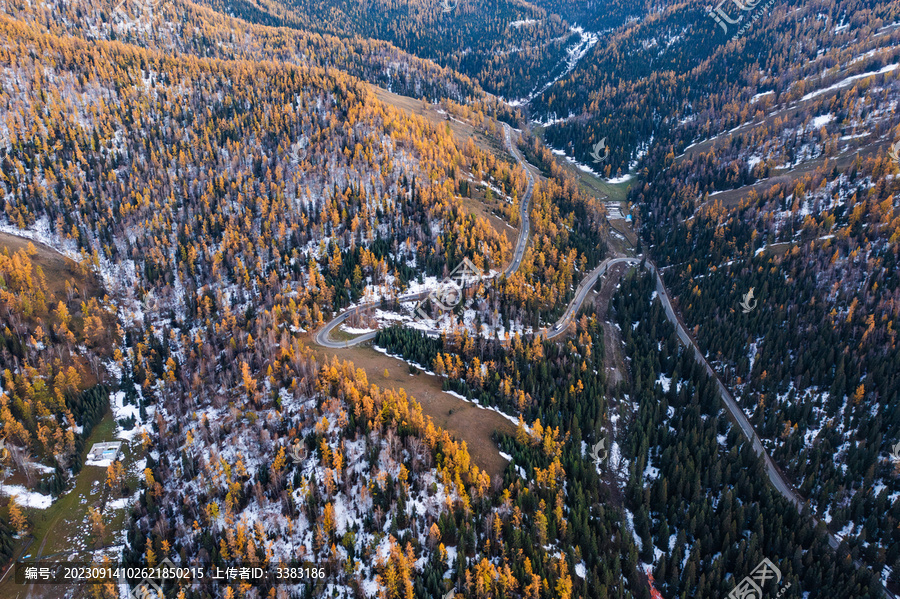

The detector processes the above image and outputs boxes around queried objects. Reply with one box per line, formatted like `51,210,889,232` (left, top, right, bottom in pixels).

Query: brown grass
593,262,633,390
0,232,101,303
608,220,638,252
460,195,517,247
311,341,515,480
0,232,108,387
371,85,504,157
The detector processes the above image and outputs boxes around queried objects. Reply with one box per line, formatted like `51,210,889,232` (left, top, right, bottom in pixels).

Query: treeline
376,319,608,437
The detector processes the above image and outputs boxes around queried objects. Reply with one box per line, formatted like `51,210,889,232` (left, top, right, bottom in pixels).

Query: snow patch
1,485,53,509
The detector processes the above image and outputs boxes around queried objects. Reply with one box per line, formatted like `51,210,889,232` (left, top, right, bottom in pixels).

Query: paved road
503,124,534,276
643,261,895,598
536,254,821,516
316,124,534,349
643,262,803,507
545,257,640,339
315,292,425,349
315,119,896,596
550,255,894,596
316,224,895,596
315,306,377,349
319,255,639,348
505,246,895,598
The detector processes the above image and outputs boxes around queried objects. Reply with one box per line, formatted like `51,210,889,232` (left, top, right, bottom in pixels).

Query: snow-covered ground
508,26,599,107
549,147,634,184
799,63,898,102
0,484,52,509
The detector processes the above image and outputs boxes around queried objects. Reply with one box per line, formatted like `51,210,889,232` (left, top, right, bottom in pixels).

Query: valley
0,0,896,597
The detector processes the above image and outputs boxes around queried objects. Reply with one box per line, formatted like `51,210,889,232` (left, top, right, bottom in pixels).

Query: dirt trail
593,262,631,391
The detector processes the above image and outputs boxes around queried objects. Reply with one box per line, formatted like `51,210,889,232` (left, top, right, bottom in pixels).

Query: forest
0,0,897,594
529,0,900,174
370,264,891,597
629,46,900,582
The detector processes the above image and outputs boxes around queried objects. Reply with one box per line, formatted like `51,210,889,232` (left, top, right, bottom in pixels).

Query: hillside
611,1,900,590
526,0,900,178
199,0,583,100
0,0,480,101
0,4,614,596
0,0,898,596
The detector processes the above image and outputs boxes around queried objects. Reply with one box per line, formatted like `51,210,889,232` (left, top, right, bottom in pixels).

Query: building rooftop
86,441,122,464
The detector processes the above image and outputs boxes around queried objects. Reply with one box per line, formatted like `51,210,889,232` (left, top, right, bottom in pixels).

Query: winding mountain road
545,257,640,339
546,252,894,596
545,253,893,596
315,184,893,598
543,254,814,519
314,119,895,597
503,123,534,277
315,303,386,349
316,123,533,349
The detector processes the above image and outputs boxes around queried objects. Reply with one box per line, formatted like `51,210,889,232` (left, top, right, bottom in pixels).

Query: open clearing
530,124,632,203
0,231,101,306
608,220,638,253
460,194,517,248
371,86,506,158
0,411,142,599
0,231,110,387
593,262,632,391
311,342,515,480
0,232,134,598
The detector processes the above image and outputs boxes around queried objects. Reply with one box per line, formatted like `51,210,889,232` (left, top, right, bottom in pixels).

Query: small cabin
87,441,122,463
